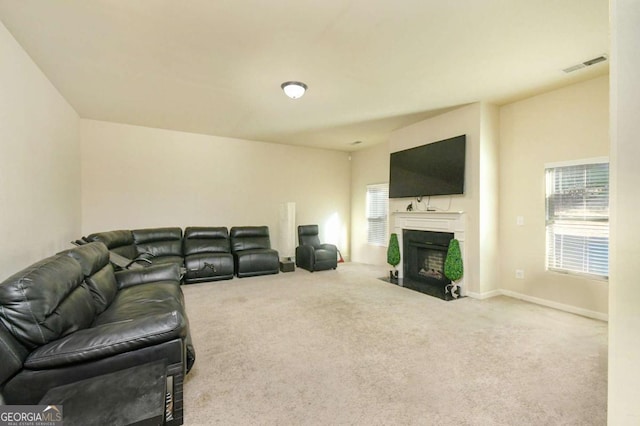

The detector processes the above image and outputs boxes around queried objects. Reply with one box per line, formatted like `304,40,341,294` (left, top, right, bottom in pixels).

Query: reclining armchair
296,225,338,272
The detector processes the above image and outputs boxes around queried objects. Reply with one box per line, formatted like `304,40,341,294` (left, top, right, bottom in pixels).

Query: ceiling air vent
563,54,608,73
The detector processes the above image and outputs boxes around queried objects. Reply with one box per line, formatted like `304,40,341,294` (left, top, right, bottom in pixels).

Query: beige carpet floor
181,263,607,425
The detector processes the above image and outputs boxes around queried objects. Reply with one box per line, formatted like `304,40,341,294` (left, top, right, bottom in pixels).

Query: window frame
366,183,389,247
544,157,609,280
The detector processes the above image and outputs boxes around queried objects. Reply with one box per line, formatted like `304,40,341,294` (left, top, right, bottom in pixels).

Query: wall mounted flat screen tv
389,135,466,198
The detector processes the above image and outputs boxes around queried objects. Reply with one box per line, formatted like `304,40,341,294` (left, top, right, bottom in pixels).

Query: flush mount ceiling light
281,81,308,99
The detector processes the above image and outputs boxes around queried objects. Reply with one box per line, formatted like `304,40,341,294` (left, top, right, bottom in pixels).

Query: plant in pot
444,239,463,299
387,233,401,283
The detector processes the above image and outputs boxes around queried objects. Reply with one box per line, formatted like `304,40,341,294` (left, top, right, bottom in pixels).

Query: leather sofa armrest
318,243,338,252
115,264,181,289
295,245,315,268
125,256,152,268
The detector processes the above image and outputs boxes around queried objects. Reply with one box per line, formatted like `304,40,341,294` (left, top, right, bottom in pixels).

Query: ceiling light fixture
281,81,308,99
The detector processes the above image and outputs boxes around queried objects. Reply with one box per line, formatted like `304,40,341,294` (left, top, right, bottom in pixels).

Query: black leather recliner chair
230,226,279,278
183,227,234,283
296,225,338,272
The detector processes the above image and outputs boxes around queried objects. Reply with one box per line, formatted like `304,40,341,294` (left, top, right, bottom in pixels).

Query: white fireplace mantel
392,211,466,293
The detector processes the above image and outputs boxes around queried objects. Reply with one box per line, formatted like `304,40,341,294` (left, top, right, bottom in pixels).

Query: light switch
516,216,524,226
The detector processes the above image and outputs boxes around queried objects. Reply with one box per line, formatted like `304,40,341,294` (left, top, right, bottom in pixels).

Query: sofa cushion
183,226,230,255
87,230,137,260
234,248,279,277
24,310,186,369
95,282,185,325
114,263,181,289
147,255,184,267
133,227,183,258
230,226,272,252
64,241,110,276
184,253,234,282
0,255,96,349
64,242,118,314
85,267,119,314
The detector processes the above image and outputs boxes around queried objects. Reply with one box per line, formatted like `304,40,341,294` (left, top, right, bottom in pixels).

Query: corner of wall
478,103,501,294
0,21,81,279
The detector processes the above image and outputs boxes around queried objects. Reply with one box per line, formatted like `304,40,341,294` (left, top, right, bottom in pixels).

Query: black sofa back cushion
64,242,118,314
183,227,230,255
133,227,183,257
85,267,119,314
298,224,322,248
230,226,272,252
0,255,96,349
87,230,137,259
64,241,110,276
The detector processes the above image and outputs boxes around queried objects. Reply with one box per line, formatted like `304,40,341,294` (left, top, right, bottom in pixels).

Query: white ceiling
0,0,609,151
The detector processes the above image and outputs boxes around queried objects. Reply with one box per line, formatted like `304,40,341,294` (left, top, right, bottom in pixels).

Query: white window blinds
545,159,609,278
366,183,389,246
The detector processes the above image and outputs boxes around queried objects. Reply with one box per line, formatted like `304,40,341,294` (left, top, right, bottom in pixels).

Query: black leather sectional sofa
0,225,280,424
86,225,280,282
0,242,194,425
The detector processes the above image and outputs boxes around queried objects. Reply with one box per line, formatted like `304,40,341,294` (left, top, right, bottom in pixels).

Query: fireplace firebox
401,229,457,300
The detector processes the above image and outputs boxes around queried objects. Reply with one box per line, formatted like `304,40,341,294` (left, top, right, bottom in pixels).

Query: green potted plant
444,239,463,299
387,233,401,283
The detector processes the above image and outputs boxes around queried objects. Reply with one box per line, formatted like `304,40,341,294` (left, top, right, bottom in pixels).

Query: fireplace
391,211,466,299
402,229,455,300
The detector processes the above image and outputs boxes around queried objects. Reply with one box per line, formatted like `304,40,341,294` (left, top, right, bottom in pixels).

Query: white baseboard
465,290,501,300
466,289,608,322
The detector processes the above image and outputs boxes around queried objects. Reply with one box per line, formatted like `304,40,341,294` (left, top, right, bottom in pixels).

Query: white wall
609,0,640,422
499,76,609,317
350,142,390,265
80,119,351,257
0,21,80,280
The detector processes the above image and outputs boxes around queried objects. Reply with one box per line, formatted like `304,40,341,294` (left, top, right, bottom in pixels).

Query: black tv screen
389,135,466,198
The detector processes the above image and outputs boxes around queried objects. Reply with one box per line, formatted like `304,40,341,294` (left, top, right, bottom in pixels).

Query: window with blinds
545,159,609,279
366,183,389,246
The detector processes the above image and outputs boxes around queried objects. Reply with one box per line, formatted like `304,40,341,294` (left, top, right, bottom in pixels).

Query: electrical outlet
515,269,525,279
516,216,524,226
